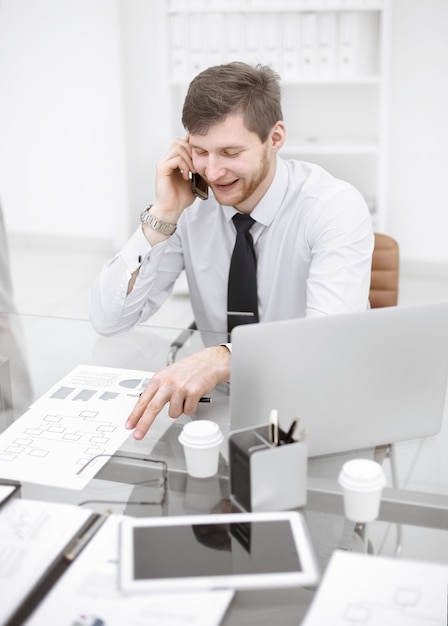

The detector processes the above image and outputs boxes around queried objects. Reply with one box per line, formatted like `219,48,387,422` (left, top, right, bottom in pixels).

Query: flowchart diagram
0,365,154,489
302,550,448,626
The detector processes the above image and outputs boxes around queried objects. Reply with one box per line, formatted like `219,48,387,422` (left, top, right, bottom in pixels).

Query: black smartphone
191,172,209,200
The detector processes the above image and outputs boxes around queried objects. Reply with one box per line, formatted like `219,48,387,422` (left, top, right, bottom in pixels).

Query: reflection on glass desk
1,313,448,625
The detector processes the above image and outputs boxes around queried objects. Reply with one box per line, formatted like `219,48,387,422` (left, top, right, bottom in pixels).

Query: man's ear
270,121,286,153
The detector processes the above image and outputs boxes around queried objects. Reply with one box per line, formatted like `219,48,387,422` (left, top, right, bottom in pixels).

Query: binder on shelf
317,12,337,77
261,13,281,72
225,13,245,62
244,14,263,67
338,11,358,77
170,14,188,83
300,12,318,78
188,14,206,76
205,14,225,68
281,13,300,81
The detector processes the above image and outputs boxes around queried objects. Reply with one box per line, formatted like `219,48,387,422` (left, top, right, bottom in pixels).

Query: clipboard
0,480,21,508
1,497,110,626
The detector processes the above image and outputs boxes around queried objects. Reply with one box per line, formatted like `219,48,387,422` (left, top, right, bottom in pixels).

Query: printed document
302,549,448,625
0,365,164,489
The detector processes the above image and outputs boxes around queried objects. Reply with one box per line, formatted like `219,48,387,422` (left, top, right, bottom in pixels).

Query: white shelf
168,0,385,14
282,143,380,155
165,0,389,230
171,76,381,87
281,76,381,85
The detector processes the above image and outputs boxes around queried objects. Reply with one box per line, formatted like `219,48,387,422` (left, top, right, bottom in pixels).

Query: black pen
138,394,212,403
284,418,299,444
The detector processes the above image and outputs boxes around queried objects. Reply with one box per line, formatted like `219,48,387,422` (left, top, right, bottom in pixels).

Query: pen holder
229,425,307,512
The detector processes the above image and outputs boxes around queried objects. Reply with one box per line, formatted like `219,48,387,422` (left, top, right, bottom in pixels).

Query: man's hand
125,345,230,440
152,135,197,224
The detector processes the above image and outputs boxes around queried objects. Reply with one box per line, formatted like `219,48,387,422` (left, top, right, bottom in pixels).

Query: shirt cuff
118,226,154,273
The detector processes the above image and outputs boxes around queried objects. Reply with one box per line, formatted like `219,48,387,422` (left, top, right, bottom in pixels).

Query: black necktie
227,213,259,336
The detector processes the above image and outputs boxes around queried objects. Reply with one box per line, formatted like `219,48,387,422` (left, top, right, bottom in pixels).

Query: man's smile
211,179,239,192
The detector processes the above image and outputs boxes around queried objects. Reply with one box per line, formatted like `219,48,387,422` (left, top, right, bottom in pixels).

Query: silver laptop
230,302,448,457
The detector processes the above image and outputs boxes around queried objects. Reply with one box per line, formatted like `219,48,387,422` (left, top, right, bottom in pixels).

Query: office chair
369,233,399,309
167,232,400,365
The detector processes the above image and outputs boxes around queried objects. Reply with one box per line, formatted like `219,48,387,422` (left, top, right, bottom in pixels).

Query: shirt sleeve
305,187,374,318
89,227,184,335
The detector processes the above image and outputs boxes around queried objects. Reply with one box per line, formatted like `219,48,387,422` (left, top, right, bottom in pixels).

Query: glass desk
1,312,448,625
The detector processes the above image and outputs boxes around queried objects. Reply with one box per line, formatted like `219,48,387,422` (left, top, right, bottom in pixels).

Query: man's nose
205,156,226,181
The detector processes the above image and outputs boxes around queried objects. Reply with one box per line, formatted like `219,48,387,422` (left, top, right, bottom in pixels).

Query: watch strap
140,206,177,236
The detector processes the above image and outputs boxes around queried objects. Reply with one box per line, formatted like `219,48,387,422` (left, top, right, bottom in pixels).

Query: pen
64,511,111,562
140,394,212,403
284,418,299,444
269,409,279,446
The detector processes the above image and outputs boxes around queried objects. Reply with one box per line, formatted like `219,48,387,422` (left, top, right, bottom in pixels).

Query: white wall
1,0,448,267
0,0,129,247
118,0,171,235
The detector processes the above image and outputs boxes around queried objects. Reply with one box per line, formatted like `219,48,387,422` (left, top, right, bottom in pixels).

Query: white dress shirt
89,157,374,340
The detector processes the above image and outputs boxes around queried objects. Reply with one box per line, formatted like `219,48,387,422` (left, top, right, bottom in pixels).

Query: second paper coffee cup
338,459,386,523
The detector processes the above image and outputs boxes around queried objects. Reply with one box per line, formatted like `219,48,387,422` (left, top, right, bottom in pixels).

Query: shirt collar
222,156,289,226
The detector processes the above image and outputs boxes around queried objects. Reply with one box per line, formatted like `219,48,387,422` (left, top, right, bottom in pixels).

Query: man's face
189,114,280,213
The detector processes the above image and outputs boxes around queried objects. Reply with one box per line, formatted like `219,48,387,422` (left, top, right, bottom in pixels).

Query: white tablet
119,510,319,592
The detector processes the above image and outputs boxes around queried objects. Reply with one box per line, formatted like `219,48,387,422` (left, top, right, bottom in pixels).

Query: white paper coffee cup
338,459,387,523
178,420,224,478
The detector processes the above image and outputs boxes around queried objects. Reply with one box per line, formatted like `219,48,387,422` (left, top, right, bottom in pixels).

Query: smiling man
89,62,374,439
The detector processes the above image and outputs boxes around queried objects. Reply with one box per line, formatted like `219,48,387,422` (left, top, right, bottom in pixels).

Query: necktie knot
232,213,255,235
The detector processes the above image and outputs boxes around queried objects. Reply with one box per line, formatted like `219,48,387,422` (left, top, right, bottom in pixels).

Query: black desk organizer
229,424,307,512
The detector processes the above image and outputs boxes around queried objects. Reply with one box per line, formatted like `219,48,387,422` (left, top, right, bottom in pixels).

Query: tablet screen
133,518,301,579
120,511,319,591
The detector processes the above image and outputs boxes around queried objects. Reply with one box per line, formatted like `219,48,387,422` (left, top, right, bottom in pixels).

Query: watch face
140,207,152,223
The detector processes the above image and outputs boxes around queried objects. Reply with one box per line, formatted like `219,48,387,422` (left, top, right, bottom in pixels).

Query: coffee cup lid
338,459,386,491
178,420,224,448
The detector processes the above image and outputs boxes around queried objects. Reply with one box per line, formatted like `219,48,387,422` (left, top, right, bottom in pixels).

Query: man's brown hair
182,62,283,143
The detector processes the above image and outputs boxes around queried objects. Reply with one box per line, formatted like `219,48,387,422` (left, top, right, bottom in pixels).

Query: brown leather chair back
370,233,399,308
